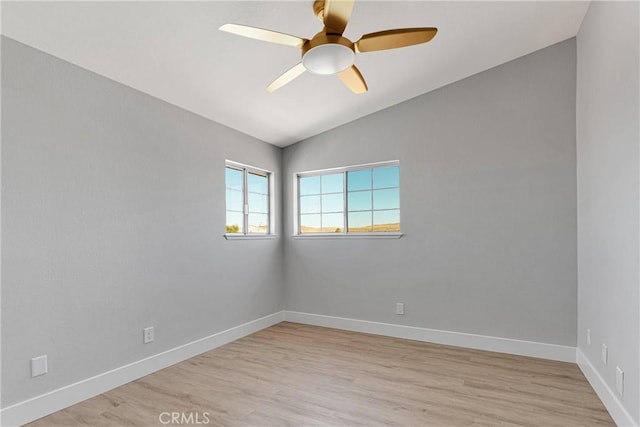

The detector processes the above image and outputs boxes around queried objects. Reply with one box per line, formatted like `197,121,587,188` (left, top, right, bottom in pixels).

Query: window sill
224,234,277,240
291,232,403,240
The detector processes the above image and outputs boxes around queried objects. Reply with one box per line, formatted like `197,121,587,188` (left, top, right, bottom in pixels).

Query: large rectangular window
296,161,400,235
226,161,272,235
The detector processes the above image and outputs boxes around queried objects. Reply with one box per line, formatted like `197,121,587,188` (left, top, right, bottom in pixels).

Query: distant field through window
226,161,272,236
296,161,400,235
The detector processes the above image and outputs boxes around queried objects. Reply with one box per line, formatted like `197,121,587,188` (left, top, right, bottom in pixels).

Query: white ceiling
2,1,589,147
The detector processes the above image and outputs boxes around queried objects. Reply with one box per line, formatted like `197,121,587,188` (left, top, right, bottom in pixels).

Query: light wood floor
28,322,614,426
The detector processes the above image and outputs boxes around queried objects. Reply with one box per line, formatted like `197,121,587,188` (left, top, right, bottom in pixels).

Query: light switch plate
31,355,48,377
615,366,624,396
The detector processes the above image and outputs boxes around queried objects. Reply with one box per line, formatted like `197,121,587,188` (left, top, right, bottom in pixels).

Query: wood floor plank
27,322,614,426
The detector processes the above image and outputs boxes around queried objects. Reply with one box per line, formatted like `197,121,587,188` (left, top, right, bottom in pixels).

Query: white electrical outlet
31,355,48,378
586,329,591,346
395,303,405,315
615,366,624,396
601,344,608,365
143,326,154,344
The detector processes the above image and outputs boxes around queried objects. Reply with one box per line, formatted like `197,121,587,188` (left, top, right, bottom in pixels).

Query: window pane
322,193,343,213
225,167,243,191
300,195,321,214
347,190,372,212
248,213,269,234
347,169,371,191
373,188,399,210
373,210,400,231
321,173,343,194
247,172,268,195
226,189,244,212
226,211,244,234
248,192,268,214
373,166,399,189
300,214,321,233
299,176,321,195
348,211,372,232
322,213,344,233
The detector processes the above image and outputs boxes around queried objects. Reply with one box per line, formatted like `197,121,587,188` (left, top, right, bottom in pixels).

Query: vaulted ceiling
2,1,589,147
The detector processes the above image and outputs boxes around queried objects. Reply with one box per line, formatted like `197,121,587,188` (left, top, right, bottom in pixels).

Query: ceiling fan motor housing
301,34,355,75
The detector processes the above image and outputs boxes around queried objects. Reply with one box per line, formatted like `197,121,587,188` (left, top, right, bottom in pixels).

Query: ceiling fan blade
219,24,307,48
355,28,437,53
323,0,355,35
337,65,368,94
267,63,306,92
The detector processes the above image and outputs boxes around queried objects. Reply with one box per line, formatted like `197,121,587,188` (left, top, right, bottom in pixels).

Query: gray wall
1,37,284,407
283,39,577,346
576,2,640,422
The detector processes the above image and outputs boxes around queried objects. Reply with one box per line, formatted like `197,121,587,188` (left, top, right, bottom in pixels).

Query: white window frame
225,160,276,240
293,160,402,239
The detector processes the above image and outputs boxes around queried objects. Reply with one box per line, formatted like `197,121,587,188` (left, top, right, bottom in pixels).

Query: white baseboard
577,349,638,427
7,311,624,427
283,311,576,363
0,311,284,427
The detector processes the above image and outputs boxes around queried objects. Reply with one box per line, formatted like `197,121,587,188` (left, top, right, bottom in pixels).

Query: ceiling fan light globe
302,43,355,75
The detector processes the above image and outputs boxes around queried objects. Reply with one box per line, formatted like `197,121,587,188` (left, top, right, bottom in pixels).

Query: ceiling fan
219,0,437,94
